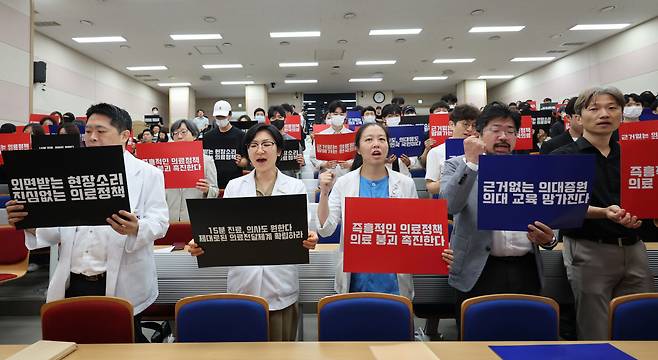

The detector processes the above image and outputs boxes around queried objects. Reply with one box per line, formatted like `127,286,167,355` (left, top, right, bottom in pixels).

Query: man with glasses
439,103,557,335
425,104,480,195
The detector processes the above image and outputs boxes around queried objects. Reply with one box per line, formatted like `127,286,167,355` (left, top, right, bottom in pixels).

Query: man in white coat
6,103,169,342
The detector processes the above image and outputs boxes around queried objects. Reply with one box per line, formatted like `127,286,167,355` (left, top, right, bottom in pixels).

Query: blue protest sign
347,110,362,126
387,125,425,157
445,138,464,160
477,154,596,231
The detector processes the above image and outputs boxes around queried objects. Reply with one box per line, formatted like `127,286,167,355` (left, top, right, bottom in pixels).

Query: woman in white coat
188,123,318,341
166,119,219,221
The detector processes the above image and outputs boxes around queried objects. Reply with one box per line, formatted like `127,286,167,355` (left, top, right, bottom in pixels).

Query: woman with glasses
425,104,481,196
165,119,219,221
317,122,454,300
188,123,318,341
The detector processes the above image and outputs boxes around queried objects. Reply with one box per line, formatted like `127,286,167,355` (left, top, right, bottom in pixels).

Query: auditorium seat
0,226,29,284
461,294,559,341
609,293,658,340
41,296,134,343
175,294,269,342
409,168,426,178
318,292,414,341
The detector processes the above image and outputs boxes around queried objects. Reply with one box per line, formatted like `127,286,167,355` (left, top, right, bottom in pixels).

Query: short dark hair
141,129,153,136
476,102,521,133
170,119,200,138
362,106,376,116
508,102,517,107
0,123,16,133
391,96,405,106
24,123,46,135
243,123,284,157
402,105,416,115
39,116,56,125
565,97,578,116
639,91,656,108
58,123,80,135
543,97,552,102
151,124,161,131
62,112,76,123
574,86,625,115
268,105,287,119
86,103,132,132
625,93,641,105
281,103,294,114
238,115,252,122
350,122,390,171
430,101,450,113
152,106,159,111
450,104,480,123
381,104,401,118
254,107,266,116
650,99,658,111
196,109,205,113
441,94,457,104
328,100,346,114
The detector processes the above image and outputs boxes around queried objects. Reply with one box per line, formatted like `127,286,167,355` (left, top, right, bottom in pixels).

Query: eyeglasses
484,127,517,136
457,121,477,129
248,140,276,150
172,129,189,137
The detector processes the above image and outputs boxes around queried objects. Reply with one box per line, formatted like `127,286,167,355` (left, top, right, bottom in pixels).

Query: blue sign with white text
347,110,363,126
478,155,596,231
387,125,425,157
445,138,465,160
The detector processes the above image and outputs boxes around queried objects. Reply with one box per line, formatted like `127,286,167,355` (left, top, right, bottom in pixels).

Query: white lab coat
166,154,219,221
315,167,418,300
223,170,308,311
25,151,169,314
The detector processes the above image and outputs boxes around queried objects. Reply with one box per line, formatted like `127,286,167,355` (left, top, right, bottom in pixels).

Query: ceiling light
570,24,630,30
470,9,486,16
126,66,168,71
413,76,448,80
269,31,321,38
469,26,525,33
599,6,616,13
119,44,131,49
303,100,315,104
279,62,319,67
418,99,423,104
348,78,383,82
343,12,356,20
221,81,255,85
157,82,191,87
443,36,454,42
337,39,348,44
79,20,94,26
170,34,222,40
222,42,232,47
369,29,422,36
279,41,290,46
285,79,318,84
341,100,357,102
488,35,501,40
433,58,475,63
395,38,406,43
510,57,555,62
202,64,243,69
203,16,217,23
478,75,514,79
164,43,176,48
72,36,126,43
356,60,396,65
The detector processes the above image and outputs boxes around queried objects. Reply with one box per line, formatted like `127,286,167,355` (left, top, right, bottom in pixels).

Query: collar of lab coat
238,169,296,196
123,150,144,212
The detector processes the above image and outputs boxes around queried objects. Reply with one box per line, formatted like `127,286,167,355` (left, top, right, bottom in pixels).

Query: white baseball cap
213,100,232,117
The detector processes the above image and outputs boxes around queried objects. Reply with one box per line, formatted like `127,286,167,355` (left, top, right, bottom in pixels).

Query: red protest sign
620,121,658,218
284,115,302,140
428,113,451,146
314,132,356,161
527,100,537,111
136,141,205,189
313,124,330,134
515,115,533,151
0,133,31,165
344,197,450,275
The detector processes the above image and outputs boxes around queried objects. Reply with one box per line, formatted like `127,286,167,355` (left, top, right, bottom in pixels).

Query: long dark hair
350,122,390,171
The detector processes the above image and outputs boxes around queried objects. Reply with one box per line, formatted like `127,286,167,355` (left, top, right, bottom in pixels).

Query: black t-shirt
540,131,575,155
552,136,657,241
202,126,245,188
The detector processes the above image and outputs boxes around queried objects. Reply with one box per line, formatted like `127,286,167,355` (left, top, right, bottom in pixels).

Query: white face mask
623,106,643,119
216,119,230,128
254,115,266,123
152,110,159,115
362,115,376,124
330,114,346,127
386,116,401,126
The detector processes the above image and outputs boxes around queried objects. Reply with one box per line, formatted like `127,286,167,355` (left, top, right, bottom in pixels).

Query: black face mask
271,119,285,130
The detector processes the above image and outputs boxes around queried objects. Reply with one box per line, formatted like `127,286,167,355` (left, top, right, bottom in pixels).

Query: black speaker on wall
33,61,46,83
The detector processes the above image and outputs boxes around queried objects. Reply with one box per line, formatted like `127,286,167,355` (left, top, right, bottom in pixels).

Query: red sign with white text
136,141,204,189
428,113,452,146
515,116,533,151
620,121,658,218
314,132,356,161
284,115,302,140
313,124,349,134
0,133,31,165
527,101,537,111
344,197,450,275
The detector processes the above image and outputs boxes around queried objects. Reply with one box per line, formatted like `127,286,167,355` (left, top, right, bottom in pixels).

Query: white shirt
70,227,109,276
310,126,354,178
166,155,219,221
193,116,209,131
425,143,447,182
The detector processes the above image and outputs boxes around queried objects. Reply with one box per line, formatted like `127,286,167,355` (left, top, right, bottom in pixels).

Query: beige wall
0,0,31,125
32,33,168,125
489,17,658,103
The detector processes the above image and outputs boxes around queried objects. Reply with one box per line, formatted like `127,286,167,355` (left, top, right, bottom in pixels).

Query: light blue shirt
350,175,399,295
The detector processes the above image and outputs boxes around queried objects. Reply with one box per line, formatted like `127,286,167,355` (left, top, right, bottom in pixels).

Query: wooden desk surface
2,341,657,360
